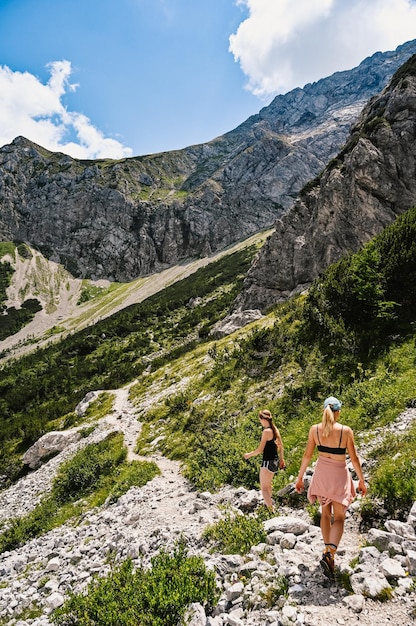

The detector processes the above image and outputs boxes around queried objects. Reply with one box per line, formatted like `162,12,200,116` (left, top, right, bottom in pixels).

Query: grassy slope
1,209,415,523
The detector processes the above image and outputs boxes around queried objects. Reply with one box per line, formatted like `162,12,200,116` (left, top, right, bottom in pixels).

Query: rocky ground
0,389,415,626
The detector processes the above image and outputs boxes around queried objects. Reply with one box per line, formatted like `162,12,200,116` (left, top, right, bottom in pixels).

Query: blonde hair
259,409,280,441
322,405,335,437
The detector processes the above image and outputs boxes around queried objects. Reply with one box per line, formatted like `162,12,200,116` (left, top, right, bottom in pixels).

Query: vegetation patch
0,259,14,306
203,509,268,555
77,281,108,304
0,433,159,553
0,297,42,341
367,420,416,518
0,242,16,259
51,540,218,626
261,576,289,607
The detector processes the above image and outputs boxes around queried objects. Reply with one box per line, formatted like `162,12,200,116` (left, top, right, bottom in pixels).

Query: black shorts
261,458,279,473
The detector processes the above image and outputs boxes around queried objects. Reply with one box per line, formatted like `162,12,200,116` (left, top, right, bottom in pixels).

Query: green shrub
52,540,218,626
203,510,267,555
370,452,416,518
77,282,107,304
261,575,289,607
107,460,160,503
0,242,16,259
335,569,354,593
306,501,321,526
0,295,42,340
0,496,59,553
184,428,260,491
303,205,416,365
52,433,127,504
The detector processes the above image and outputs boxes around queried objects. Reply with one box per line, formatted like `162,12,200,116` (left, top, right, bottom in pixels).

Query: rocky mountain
1,40,415,282
231,50,416,314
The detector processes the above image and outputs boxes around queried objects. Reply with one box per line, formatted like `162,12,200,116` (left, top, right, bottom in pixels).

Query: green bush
0,496,60,553
52,540,218,626
0,259,14,306
262,575,289,607
52,433,127,503
107,460,160,503
303,205,416,365
370,446,416,518
203,510,267,555
0,297,42,341
185,428,260,491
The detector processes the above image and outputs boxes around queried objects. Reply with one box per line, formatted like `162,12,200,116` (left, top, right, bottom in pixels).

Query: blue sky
0,0,415,159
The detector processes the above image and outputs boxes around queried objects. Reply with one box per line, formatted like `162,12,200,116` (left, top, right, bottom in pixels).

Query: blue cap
324,396,342,411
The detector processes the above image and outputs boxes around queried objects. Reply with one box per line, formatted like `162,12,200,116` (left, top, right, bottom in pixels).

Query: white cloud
230,0,416,97
0,61,133,159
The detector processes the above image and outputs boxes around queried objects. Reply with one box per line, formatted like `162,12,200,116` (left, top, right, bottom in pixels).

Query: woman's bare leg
259,468,274,510
320,503,332,545
328,501,345,549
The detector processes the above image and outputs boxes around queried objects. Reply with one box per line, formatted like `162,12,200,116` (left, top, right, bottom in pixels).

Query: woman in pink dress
295,396,367,577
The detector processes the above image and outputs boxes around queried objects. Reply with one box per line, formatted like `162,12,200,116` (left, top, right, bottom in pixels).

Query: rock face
233,51,416,313
0,41,415,281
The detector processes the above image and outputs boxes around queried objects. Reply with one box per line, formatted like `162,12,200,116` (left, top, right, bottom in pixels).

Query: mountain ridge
230,49,416,315
0,40,415,283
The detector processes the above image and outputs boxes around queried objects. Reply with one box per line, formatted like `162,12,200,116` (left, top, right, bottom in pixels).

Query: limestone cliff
232,52,416,314
0,41,415,281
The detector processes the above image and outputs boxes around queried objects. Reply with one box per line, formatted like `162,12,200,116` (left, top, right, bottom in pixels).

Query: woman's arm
244,429,270,459
346,427,367,495
295,426,316,492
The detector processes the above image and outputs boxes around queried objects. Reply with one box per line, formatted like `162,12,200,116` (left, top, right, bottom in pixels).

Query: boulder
209,310,263,337
23,428,82,469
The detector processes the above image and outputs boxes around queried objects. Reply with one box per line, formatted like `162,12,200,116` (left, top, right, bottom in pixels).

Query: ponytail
322,405,335,437
259,409,280,441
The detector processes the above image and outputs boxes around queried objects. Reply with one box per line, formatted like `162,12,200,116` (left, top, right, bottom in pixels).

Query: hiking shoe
320,552,335,578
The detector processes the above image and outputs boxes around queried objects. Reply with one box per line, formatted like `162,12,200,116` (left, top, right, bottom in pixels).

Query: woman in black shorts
244,409,286,511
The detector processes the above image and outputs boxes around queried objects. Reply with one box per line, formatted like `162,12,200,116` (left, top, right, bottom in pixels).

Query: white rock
264,516,309,536
23,429,82,469
342,594,365,612
384,519,416,539
184,602,206,626
350,572,392,598
225,581,244,602
45,591,65,609
380,556,406,578
405,549,416,575
45,557,60,572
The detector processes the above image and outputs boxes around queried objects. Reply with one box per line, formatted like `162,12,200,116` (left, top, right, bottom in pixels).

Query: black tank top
263,433,278,461
316,425,346,455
